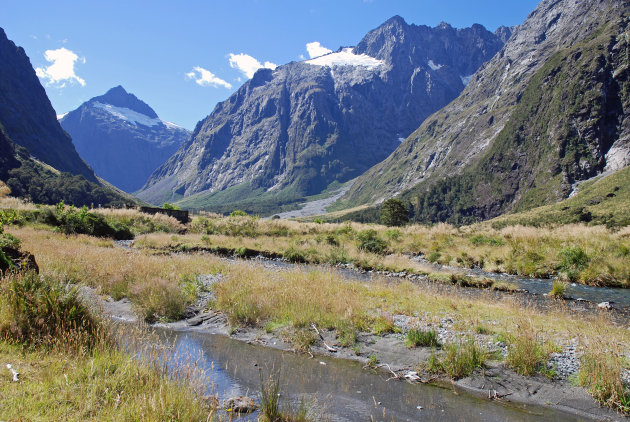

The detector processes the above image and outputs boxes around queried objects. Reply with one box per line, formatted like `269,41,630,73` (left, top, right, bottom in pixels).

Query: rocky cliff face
60,86,190,193
338,0,630,224
139,17,506,209
0,28,96,181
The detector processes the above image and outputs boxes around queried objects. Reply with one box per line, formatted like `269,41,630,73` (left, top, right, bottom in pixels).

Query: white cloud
306,41,332,59
228,53,276,79
35,47,86,87
186,66,232,89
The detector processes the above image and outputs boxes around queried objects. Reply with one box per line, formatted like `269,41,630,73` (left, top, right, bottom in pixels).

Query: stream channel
146,328,589,421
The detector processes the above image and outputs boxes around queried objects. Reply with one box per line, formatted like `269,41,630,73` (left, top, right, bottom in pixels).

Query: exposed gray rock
139,17,506,209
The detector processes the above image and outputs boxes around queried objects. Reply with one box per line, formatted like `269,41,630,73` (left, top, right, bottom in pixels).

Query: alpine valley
137,17,510,214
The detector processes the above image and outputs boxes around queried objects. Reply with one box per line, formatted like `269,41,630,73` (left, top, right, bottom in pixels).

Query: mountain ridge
138,17,507,212
0,27,97,181
60,86,190,193
335,0,630,224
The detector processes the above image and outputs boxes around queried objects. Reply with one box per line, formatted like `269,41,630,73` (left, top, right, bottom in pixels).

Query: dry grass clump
0,182,10,199
93,207,185,234
578,342,630,414
9,227,223,321
505,320,555,376
0,196,37,211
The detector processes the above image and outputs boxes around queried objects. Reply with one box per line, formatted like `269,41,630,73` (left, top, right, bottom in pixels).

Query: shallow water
151,329,586,421
412,257,630,308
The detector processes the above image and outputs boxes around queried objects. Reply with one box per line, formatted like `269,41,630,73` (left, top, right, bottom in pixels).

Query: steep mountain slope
337,0,630,224
0,123,133,207
0,28,96,181
139,17,508,212
60,86,190,193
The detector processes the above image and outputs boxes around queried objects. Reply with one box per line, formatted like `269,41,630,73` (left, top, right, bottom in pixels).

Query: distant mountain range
138,17,509,213
60,86,190,193
335,0,630,224
0,27,135,207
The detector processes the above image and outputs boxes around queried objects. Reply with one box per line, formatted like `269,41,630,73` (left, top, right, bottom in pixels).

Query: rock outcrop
139,17,506,211
338,0,630,224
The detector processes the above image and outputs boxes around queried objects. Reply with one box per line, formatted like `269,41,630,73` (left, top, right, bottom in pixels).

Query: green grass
0,272,214,421
405,328,439,348
427,339,486,379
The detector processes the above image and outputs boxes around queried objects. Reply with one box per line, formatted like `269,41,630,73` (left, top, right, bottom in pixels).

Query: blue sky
2,0,540,130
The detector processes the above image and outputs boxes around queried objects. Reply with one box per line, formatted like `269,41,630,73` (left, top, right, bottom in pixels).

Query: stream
411,256,630,309
148,328,587,421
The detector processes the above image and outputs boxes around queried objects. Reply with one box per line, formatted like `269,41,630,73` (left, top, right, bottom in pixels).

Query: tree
380,198,409,226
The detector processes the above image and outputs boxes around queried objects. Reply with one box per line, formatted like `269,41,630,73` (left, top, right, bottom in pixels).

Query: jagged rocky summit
138,17,509,211
60,86,190,193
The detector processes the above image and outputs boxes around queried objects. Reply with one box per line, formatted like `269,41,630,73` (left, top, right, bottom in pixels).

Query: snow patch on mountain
93,102,161,127
56,112,68,120
306,48,383,69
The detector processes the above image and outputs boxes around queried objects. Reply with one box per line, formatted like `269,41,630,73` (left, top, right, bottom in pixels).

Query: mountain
336,0,630,224
0,28,96,181
0,123,134,207
60,86,190,193
138,17,508,212
0,28,136,207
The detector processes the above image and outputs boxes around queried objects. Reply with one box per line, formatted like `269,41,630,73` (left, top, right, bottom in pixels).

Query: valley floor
1,202,629,419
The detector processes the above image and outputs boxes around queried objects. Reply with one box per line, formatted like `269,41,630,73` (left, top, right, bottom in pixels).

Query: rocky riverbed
80,268,629,421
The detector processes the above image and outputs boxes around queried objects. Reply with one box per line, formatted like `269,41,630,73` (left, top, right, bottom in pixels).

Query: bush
162,202,180,210
56,205,132,240
405,328,439,348
356,230,388,254
229,210,248,217
558,246,589,274
284,246,306,263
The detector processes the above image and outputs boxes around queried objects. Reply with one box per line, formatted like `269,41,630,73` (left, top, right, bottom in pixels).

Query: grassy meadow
1,199,629,414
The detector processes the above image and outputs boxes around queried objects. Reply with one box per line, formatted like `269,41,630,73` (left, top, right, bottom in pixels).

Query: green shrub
405,328,439,348
384,229,402,241
326,247,349,265
162,202,180,210
284,246,306,263
427,339,486,379
56,205,132,240
427,251,441,263
356,230,388,254
559,246,589,272
229,210,248,217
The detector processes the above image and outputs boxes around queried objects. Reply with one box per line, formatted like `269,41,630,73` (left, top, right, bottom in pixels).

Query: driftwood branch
310,324,337,352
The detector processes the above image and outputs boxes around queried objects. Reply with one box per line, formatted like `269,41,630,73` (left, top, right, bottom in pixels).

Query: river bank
81,274,628,421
